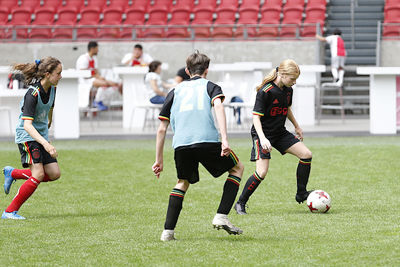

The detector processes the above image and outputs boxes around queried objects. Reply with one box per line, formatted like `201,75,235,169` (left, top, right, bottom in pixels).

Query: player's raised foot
234,201,248,215
160,229,176,241
295,190,314,204
212,213,243,235
3,166,16,195
1,211,25,220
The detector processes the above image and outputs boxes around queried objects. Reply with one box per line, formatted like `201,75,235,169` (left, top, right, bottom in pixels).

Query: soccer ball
306,190,331,213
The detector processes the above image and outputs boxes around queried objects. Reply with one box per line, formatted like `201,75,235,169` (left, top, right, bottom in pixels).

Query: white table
292,65,326,126
53,69,91,139
113,66,149,130
0,89,27,135
356,67,400,134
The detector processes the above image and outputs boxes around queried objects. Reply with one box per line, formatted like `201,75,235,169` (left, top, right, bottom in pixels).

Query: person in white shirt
121,44,153,67
76,41,122,110
316,29,347,86
144,60,175,104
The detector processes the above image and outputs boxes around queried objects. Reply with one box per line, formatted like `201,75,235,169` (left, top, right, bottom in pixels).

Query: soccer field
0,136,399,266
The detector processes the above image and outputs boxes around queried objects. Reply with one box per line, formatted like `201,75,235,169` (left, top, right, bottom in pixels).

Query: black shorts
174,143,239,184
18,141,57,168
250,130,300,161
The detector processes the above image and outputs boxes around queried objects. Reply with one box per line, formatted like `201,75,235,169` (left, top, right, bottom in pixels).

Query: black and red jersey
251,82,293,138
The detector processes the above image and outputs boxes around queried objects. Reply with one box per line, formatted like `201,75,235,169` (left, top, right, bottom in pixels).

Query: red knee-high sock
11,169,32,180
11,169,52,182
5,177,40,212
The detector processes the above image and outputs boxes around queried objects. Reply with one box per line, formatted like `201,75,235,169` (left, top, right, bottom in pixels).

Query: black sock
238,171,264,204
164,188,186,230
217,175,241,215
296,158,312,194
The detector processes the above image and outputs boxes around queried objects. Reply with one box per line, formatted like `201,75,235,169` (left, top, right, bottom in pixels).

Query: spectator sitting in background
121,44,153,67
174,67,190,83
145,61,175,104
76,41,122,111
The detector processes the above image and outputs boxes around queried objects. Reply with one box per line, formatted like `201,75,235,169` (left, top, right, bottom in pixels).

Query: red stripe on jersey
337,36,346,56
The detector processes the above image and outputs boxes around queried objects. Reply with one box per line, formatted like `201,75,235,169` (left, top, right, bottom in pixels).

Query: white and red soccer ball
306,190,331,213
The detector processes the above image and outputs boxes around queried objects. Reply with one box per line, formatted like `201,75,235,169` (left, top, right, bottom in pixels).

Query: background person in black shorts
2,57,62,220
152,51,244,241
174,67,190,84
234,59,313,215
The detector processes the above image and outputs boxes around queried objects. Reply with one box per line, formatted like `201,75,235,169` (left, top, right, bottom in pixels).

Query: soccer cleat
93,101,108,111
212,213,243,235
160,229,176,241
295,190,314,204
3,166,16,195
1,211,26,220
234,201,248,215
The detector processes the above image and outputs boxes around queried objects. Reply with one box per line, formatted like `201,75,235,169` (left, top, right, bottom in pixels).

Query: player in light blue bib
2,57,63,220
153,51,245,241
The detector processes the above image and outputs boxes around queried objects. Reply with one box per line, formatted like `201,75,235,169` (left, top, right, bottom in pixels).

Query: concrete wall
380,41,400,67
0,40,319,80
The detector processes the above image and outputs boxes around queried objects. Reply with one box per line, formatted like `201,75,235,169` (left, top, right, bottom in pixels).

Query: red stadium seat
385,6,400,22
63,0,84,12
305,6,325,21
383,24,400,36
169,6,191,25
171,0,194,11
284,0,304,7
215,6,236,24
8,7,31,39
86,0,107,8
0,7,9,24
261,0,282,11
194,0,217,11
56,6,77,24
77,6,100,38
108,0,130,9
20,0,41,12
212,26,234,38
121,6,146,38
98,6,123,38
258,6,280,38
131,0,149,11
1,0,18,12
218,0,239,9
149,0,172,11
166,26,190,38
306,0,326,9
282,6,303,23
191,6,213,38
142,6,168,38
53,6,76,39
301,21,324,37
240,0,260,8
235,6,258,37
42,0,62,11
29,6,55,39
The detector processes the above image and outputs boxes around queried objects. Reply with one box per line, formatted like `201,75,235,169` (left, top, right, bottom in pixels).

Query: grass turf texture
0,136,399,266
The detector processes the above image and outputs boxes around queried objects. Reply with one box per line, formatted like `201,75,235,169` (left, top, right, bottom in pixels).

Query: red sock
11,169,32,180
5,177,40,212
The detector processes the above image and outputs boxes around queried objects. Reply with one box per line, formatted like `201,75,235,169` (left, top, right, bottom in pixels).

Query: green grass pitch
0,136,399,266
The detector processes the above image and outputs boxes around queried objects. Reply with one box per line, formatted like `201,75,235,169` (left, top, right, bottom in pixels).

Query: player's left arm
287,107,303,141
213,98,231,157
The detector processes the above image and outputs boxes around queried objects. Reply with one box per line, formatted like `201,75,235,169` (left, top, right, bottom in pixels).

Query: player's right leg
161,179,190,241
235,158,269,215
2,163,45,220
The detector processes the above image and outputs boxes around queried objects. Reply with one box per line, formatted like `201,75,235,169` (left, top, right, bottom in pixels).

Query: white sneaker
160,229,176,241
212,213,243,235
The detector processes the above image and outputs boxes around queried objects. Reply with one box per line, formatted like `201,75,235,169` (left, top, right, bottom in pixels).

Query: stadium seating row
383,0,400,37
0,0,326,39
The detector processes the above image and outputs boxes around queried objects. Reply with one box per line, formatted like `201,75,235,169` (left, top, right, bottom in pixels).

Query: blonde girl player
234,59,313,215
2,57,62,220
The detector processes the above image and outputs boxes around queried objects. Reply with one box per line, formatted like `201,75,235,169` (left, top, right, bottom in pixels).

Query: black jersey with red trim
251,82,293,137
21,82,56,120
